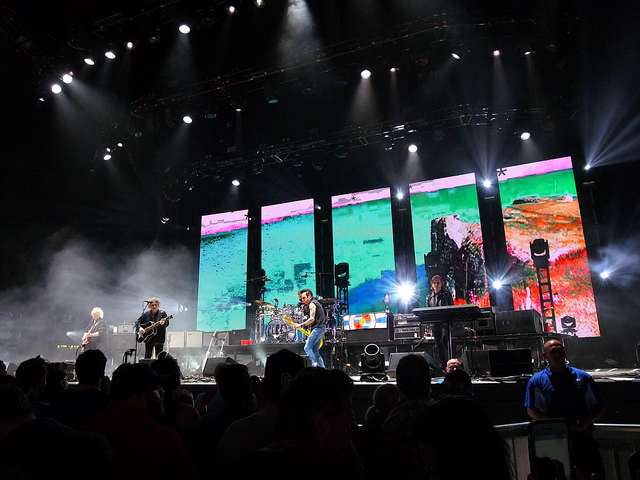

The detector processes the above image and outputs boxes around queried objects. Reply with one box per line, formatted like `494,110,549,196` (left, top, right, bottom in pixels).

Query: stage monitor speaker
488,348,533,377
460,350,490,377
495,310,542,334
202,357,229,376
387,351,437,378
167,331,185,348
185,331,203,348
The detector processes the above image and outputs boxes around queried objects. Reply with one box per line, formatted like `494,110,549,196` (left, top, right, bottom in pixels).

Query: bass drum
264,319,295,344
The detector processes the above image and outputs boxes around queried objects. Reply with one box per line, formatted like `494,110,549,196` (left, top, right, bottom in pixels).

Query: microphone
144,300,152,303
264,278,271,281
301,274,309,278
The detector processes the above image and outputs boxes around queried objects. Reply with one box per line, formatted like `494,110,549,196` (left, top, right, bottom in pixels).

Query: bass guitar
283,316,323,348
137,315,173,343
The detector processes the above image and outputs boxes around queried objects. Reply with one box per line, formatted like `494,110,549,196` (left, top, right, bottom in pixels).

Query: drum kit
253,297,345,344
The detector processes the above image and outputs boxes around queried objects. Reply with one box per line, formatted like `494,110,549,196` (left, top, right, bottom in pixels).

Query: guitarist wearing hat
135,297,171,359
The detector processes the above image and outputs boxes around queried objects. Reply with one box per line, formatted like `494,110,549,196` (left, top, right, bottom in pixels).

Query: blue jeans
304,327,326,368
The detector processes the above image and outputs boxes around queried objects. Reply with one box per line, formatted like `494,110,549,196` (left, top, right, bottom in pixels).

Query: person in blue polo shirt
525,339,606,479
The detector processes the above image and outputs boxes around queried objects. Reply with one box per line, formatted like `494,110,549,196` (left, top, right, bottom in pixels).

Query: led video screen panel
410,173,490,308
332,187,395,314
498,156,599,337
198,210,249,332
261,199,316,307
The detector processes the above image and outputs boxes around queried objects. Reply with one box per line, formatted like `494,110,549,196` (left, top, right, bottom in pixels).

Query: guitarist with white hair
82,307,107,351
135,297,171,359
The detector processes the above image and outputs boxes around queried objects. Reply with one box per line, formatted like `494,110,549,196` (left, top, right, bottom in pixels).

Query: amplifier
393,325,422,340
495,310,542,334
392,314,420,327
186,331,203,348
393,325,421,340
229,329,251,345
115,324,135,334
167,331,185,348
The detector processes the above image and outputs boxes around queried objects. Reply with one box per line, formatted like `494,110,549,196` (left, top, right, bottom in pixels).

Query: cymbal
253,300,274,308
320,298,339,304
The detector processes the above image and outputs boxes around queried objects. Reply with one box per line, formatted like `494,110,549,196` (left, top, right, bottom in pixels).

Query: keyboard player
425,275,454,371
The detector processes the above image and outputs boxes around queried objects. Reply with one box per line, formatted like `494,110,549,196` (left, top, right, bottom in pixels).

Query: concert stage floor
178,365,640,426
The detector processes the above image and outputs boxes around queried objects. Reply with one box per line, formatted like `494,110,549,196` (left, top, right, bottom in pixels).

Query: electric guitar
283,316,324,348
137,315,173,343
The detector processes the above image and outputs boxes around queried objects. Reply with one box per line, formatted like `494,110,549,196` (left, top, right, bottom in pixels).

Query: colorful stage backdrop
196,156,600,337
198,210,248,332
498,156,599,337
331,187,396,314
410,173,490,308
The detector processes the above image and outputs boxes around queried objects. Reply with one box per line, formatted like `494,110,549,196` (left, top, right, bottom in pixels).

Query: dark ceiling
1,0,639,244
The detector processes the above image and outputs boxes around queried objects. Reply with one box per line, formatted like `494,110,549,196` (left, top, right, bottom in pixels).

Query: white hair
91,307,104,319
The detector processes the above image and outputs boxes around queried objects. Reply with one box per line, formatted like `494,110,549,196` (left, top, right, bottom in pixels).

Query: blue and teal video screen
261,199,316,307
410,173,490,308
197,210,249,331
331,187,396,314
498,156,599,337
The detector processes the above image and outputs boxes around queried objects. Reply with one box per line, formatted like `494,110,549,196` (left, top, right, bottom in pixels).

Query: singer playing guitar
135,297,170,359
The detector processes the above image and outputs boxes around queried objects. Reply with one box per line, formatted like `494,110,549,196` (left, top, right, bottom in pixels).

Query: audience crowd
0,347,606,480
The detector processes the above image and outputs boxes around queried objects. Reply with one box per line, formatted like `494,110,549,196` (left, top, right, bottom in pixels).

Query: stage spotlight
231,179,240,186
560,315,577,335
530,239,550,269
360,69,372,79
226,5,238,15
160,216,170,224
178,24,191,34
520,131,531,140
264,83,279,104
396,191,404,200
84,57,95,66
584,164,591,171
182,115,193,124
335,262,350,289
51,84,62,94
360,343,387,381
492,280,503,289
254,0,266,6
600,270,610,279
483,179,491,188
407,143,418,153
389,66,399,73
251,159,264,175
105,50,116,60
311,158,326,171
62,73,73,84
396,282,416,305
125,41,136,50
103,152,112,161
522,49,534,56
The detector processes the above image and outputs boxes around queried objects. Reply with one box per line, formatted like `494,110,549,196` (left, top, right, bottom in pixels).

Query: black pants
143,342,164,359
434,323,448,369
